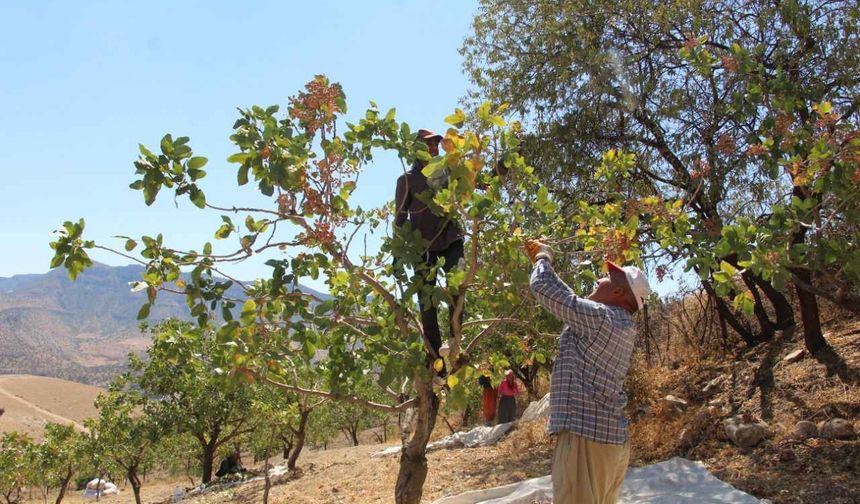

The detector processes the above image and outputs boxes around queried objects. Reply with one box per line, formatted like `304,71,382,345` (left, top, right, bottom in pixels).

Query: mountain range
0,263,328,385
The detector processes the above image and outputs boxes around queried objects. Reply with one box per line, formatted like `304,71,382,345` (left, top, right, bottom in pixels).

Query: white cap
607,261,651,311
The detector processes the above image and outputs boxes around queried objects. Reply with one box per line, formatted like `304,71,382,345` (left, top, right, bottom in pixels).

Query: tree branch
264,377,415,413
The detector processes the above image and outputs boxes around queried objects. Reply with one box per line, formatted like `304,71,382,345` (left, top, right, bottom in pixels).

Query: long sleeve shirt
393,164,462,252
530,257,636,445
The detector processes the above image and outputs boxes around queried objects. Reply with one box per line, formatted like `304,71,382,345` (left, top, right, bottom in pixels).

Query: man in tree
524,239,649,504
394,129,464,372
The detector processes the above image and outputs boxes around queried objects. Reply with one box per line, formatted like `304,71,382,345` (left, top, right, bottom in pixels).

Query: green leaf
241,299,257,324
137,303,151,320
187,156,208,170
446,374,460,389
215,224,232,240
237,165,250,186
421,159,446,178
203,242,212,255
444,108,466,128
720,260,738,276
125,239,137,252
227,153,251,164
138,144,155,159
189,186,206,209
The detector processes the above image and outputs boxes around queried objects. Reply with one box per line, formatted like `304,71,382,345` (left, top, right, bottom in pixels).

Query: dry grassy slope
0,374,103,440
628,319,860,504
178,320,859,504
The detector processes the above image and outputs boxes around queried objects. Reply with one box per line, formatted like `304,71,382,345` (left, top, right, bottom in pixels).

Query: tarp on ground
431,457,763,504
82,479,119,498
372,422,516,458
520,393,551,423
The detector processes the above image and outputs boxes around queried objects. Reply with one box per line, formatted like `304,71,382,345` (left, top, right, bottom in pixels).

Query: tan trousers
552,431,630,504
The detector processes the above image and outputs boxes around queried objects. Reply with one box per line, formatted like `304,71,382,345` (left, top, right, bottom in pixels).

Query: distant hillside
0,263,329,385
0,375,103,440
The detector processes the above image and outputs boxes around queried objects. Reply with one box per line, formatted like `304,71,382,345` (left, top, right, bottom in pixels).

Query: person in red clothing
497,369,521,423
479,374,498,426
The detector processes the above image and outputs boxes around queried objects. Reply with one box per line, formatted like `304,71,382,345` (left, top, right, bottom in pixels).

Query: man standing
394,129,464,369
524,239,650,504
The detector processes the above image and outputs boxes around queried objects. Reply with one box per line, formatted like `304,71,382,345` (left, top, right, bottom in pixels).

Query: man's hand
524,238,553,263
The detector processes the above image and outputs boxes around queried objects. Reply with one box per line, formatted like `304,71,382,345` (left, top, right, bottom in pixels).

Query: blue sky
0,0,480,289
0,1,684,297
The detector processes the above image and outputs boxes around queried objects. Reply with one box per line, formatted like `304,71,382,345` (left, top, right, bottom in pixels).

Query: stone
662,394,688,414
819,418,856,440
777,447,796,462
793,420,818,439
783,349,806,363
724,415,770,449
702,376,724,396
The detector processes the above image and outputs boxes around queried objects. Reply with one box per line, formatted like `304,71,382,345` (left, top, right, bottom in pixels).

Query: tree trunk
725,254,795,330
262,440,272,504
287,411,310,470
741,273,775,340
201,442,217,484
127,468,142,504
394,379,439,504
344,422,360,447
792,268,827,353
788,184,827,354
282,437,293,461
702,280,758,346
54,468,73,504
749,273,795,329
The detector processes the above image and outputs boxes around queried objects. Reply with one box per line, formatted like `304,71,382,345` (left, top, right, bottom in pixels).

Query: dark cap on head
416,129,442,141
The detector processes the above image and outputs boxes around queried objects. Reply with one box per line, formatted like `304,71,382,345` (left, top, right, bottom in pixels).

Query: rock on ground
818,418,856,440
724,415,770,449
793,420,818,439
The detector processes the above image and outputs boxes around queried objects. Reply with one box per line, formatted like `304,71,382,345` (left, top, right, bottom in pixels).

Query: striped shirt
530,257,636,445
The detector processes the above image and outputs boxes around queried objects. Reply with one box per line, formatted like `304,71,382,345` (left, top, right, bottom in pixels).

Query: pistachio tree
86,386,161,504
130,320,258,484
0,432,34,504
48,75,580,503
463,0,860,354
33,423,87,504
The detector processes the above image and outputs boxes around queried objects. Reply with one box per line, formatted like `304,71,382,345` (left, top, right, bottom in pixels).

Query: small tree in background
0,432,35,504
33,423,87,504
130,320,258,484
87,386,161,504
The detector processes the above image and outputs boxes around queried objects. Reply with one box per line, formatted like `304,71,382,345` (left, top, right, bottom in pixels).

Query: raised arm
529,257,606,339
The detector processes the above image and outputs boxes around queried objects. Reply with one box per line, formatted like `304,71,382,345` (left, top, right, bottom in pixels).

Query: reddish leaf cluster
655,265,668,282
288,75,345,137
690,159,712,180
602,230,632,264
716,133,736,155
721,55,738,73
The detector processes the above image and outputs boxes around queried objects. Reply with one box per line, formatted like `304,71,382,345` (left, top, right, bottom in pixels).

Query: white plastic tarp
520,393,551,423
82,479,119,498
431,457,763,504
371,422,516,458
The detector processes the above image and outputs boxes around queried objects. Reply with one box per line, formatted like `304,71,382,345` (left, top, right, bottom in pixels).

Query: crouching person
524,239,650,504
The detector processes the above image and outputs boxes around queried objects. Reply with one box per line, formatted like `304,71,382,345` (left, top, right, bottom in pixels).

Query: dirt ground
23,321,859,504
178,423,554,504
